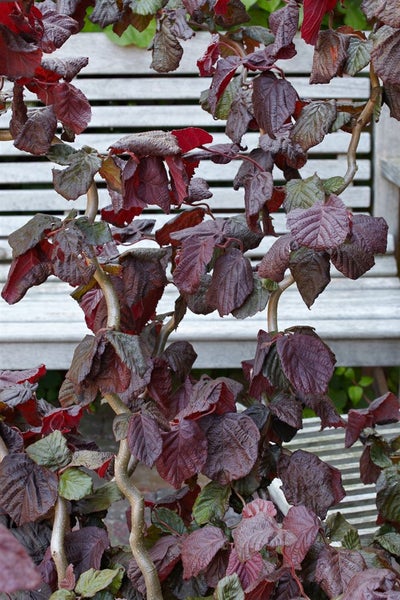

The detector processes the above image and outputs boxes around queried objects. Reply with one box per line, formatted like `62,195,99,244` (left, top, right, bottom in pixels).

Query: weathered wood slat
0,183,371,213
0,157,371,185
286,418,400,541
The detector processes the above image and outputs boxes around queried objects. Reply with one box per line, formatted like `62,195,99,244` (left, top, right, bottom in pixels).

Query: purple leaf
341,568,399,600
226,548,265,593
232,511,296,561
127,411,163,468
176,376,238,420
287,195,350,251
0,524,42,593
276,330,336,395
300,393,346,429
278,449,345,519
310,30,349,84
371,27,400,87
289,246,331,308
206,248,254,316
252,72,298,137
269,0,299,53
200,412,260,484
244,170,274,229
0,454,58,526
345,392,400,447
156,420,208,488
282,505,320,569
181,525,227,579
208,55,242,114
315,546,367,598
257,234,293,282
128,535,182,594
65,527,109,577
362,0,400,27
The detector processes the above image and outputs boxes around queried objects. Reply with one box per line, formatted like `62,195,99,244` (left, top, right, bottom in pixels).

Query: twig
51,496,69,587
85,182,99,224
104,392,163,600
336,64,381,195
267,274,295,333
0,130,12,141
92,255,121,330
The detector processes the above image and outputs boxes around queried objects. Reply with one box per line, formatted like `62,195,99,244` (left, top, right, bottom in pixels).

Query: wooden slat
0,157,371,185
286,418,400,541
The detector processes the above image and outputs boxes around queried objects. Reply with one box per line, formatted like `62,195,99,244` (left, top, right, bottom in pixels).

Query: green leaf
358,375,374,388
151,507,187,536
46,143,76,165
75,218,112,246
26,431,72,471
130,0,163,15
323,176,345,195
345,37,372,76
49,591,76,600
375,531,400,556
59,468,93,501
342,527,362,550
75,567,124,598
215,77,241,120
105,22,156,48
326,512,361,548
232,275,270,319
214,574,244,600
53,149,102,201
370,441,392,469
284,174,325,212
193,481,231,525
76,481,123,514
348,385,363,405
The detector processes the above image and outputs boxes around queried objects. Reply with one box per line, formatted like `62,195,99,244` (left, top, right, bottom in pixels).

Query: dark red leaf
287,195,349,251
165,154,190,205
0,453,58,526
41,405,83,435
226,548,265,593
341,568,398,600
36,81,91,134
181,525,227,579
171,127,213,153
315,546,366,598
310,30,350,84
128,535,182,594
257,234,293,282
289,247,331,308
0,524,42,593
0,24,42,78
127,411,163,468
0,365,46,387
206,248,254,316
232,511,296,561
269,0,299,53
371,27,400,87
345,392,400,447
175,376,238,420
200,412,260,484
155,208,206,246
40,6,79,52
300,393,346,429
282,505,320,568
362,0,400,27
276,331,336,395
208,55,242,114
278,449,345,519
156,419,208,488
301,0,337,45
197,35,220,76
1,240,53,304
360,445,382,484
252,72,298,138
14,105,57,155
65,526,109,577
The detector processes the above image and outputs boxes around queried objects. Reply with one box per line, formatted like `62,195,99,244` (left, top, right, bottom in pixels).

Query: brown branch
92,255,121,330
0,130,12,141
337,64,381,195
104,393,163,600
267,274,295,333
51,497,69,587
0,436,8,461
85,182,99,224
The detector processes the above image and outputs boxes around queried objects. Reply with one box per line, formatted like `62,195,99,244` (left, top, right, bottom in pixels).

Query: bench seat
0,32,399,371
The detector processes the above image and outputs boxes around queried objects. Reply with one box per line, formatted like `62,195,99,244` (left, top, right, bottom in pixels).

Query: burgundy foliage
0,0,399,598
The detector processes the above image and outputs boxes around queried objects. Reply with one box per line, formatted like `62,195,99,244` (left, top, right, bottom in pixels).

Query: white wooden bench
0,32,399,371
